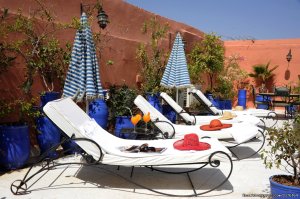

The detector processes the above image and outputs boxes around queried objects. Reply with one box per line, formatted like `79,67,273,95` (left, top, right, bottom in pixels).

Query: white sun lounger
134,95,263,145
10,97,233,197
42,97,232,165
190,88,276,117
160,92,262,126
189,89,278,127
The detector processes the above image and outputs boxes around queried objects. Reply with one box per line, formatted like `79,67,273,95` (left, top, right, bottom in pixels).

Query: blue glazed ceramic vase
0,124,30,170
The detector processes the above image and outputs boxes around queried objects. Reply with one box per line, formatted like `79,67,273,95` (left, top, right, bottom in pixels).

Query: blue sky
125,0,300,40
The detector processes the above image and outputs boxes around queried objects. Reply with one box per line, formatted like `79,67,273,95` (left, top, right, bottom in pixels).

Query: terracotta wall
1,0,300,107
0,0,204,99
224,39,300,87
224,39,300,107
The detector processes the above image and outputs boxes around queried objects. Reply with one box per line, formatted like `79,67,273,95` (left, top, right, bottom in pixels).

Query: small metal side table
120,128,162,140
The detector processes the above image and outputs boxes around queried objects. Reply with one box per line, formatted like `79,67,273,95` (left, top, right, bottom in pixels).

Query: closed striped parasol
161,32,191,102
63,12,103,107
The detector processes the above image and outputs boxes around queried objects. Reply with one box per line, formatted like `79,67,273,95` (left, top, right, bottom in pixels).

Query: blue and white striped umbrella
161,33,191,102
63,12,103,103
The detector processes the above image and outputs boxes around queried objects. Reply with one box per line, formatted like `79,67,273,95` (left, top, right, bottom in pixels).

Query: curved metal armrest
71,137,103,163
208,104,222,115
178,109,196,125
188,92,221,115
153,118,176,139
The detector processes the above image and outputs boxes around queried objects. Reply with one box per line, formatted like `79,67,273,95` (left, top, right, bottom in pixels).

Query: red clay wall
224,39,300,87
0,0,204,96
1,0,300,108
224,39,300,107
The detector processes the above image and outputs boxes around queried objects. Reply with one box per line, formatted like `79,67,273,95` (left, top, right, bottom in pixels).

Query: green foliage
23,39,71,93
0,98,41,125
136,17,169,94
249,61,278,84
188,32,224,90
106,84,137,118
261,115,300,185
2,3,73,93
106,60,114,65
0,100,13,119
0,43,16,73
214,54,248,100
213,76,234,100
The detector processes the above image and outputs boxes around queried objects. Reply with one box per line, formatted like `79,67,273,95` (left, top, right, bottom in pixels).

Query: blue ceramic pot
61,136,82,155
114,116,135,139
237,89,247,109
146,93,162,112
0,124,30,170
88,99,109,129
40,91,60,108
36,116,61,158
256,95,270,109
162,104,176,123
224,99,232,110
270,175,300,199
205,93,218,107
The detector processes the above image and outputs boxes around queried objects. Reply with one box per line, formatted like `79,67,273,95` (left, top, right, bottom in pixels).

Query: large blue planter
162,104,176,123
270,175,300,199
61,136,82,155
238,89,247,109
36,116,61,158
256,95,271,109
286,105,297,115
0,124,30,170
205,93,218,107
88,99,109,129
40,91,60,108
146,93,162,113
217,99,232,110
114,116,135,139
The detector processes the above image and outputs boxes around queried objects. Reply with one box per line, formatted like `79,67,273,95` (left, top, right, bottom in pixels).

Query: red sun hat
200,119,232,131
173,133,211,151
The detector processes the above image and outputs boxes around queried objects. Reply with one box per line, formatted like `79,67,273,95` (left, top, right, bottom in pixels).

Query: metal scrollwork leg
263,111,278,128
10,136,103,195
10,180,28,195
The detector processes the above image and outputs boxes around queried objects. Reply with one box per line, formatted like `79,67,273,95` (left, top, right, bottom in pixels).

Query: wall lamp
286,49,292,68
286,49,292,62
80,2,109,29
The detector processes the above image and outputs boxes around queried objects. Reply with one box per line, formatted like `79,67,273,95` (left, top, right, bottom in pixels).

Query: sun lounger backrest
160,92,195,124
134,95,175,136
43,98,133,158
191,89,221,115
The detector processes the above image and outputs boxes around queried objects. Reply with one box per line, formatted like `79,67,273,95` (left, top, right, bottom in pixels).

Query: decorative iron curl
153,119,176,138
10,136,103,195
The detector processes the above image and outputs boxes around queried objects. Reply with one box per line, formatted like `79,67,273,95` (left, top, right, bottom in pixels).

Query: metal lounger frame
10,133,233,197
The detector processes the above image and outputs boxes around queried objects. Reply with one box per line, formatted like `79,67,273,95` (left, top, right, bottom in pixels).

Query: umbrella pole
176,88,179,123
176,88,179,104
86,98,89,113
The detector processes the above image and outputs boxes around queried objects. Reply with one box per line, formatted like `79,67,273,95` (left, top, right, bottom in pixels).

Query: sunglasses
139,143,156,152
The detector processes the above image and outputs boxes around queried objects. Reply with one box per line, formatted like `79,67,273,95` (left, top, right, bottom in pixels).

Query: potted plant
261,115,300,198
1,6,74,158
188,33,224,92
106,84,138,138
0,98,40,170
212,54,248,109
213,76,234,110
249,61,278,93
136,17,169,112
